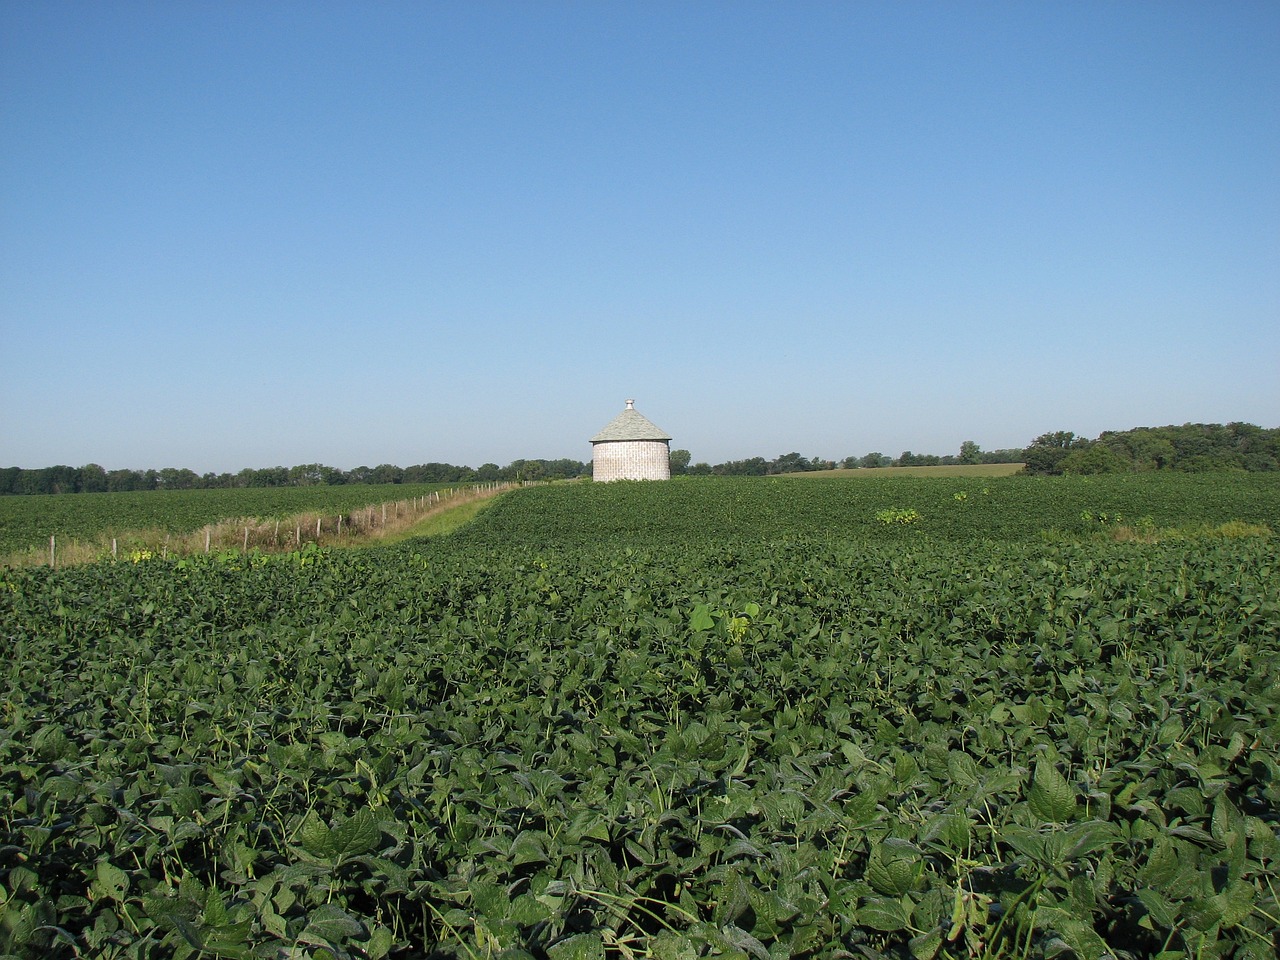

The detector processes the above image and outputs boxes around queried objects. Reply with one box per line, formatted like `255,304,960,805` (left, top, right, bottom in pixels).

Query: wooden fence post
49,535,55,569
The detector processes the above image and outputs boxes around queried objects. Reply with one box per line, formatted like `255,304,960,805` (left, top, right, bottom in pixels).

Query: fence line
31,482,516,567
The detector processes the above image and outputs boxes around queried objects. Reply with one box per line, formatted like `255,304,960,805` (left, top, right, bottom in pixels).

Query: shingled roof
590,399,672,443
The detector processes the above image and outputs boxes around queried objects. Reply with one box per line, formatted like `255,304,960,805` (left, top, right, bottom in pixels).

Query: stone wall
591,440,671,482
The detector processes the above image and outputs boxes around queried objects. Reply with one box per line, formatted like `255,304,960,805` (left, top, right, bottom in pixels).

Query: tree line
672,441,1027,477
0,459,590,496
4,422,1274,495
1020,422,1280,475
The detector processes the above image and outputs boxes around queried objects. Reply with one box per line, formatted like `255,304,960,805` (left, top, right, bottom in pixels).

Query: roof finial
625,398,635,409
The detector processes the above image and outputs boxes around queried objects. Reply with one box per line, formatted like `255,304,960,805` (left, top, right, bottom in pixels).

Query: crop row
3,522,1277,958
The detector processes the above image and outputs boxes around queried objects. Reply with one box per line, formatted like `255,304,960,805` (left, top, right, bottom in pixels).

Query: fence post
49,535,55,569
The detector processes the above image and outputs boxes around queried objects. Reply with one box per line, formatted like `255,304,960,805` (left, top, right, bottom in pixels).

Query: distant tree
159,467,200,489
505,459,544,482
78,463,108,493
288,464,324,485
669,449,691,475
1023,432,1087,475
367,464,403,485
859,452,888,468
476,463,502,482
1060,444,1129,474
549,458,588,480
688,462,713,475
959,441,981,465
770,452,811,474
715,457,768,476
981,449,1026,465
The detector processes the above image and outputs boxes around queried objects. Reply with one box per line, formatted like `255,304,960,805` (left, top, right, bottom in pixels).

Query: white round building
590,400,672,482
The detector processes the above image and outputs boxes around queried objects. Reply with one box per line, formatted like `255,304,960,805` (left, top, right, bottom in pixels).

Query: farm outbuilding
590,400,672,482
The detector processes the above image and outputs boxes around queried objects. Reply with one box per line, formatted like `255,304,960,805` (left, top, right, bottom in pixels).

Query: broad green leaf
298,810,332,858
93,860,130,903
298,904,364,948
1062,820,1121,861
511,830,549,866
1029,758,1077,823
859,896,911,932
329,808,381,862
470,878,508,918
909,927,943,960
689,604,715,631
547,932,606,960
866,847,920,897
365,926,396,960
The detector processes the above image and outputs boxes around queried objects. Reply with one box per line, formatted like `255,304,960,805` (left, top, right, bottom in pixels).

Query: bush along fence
27,483,513,567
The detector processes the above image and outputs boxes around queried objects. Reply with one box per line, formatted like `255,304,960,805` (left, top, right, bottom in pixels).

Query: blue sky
2,1,1277,472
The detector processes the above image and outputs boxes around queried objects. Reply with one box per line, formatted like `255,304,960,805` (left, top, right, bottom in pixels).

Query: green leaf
1029,758,1076,823
329,807,381,862
93,860,130,903
509,893,553,926
909,927,943,960
470,878,508,918
548,932,606,960
365,926,396,960
1062,820,1121,861
298,904,364,948
866,846,920,897
999,825,1046,863
689,604,716,632
651,931,700,960
511,829,549,866
1139,838,1182,890
859,896,911,932
1135,888,1177,930
298,809,332,857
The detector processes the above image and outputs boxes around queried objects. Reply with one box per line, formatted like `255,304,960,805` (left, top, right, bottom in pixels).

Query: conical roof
591,399,671,443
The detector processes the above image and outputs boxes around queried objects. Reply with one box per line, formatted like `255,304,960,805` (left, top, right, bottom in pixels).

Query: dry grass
2,483,514,569
1107,520,1273,544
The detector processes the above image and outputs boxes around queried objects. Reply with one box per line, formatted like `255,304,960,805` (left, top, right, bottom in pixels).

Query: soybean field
2,474,1278,960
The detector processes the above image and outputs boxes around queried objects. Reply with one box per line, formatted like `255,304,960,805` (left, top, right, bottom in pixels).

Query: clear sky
2,1,1277,473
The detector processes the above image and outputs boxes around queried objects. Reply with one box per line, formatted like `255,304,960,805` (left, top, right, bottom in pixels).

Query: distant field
454,471,1280,546
795,462,1025,478
0,483,456,554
